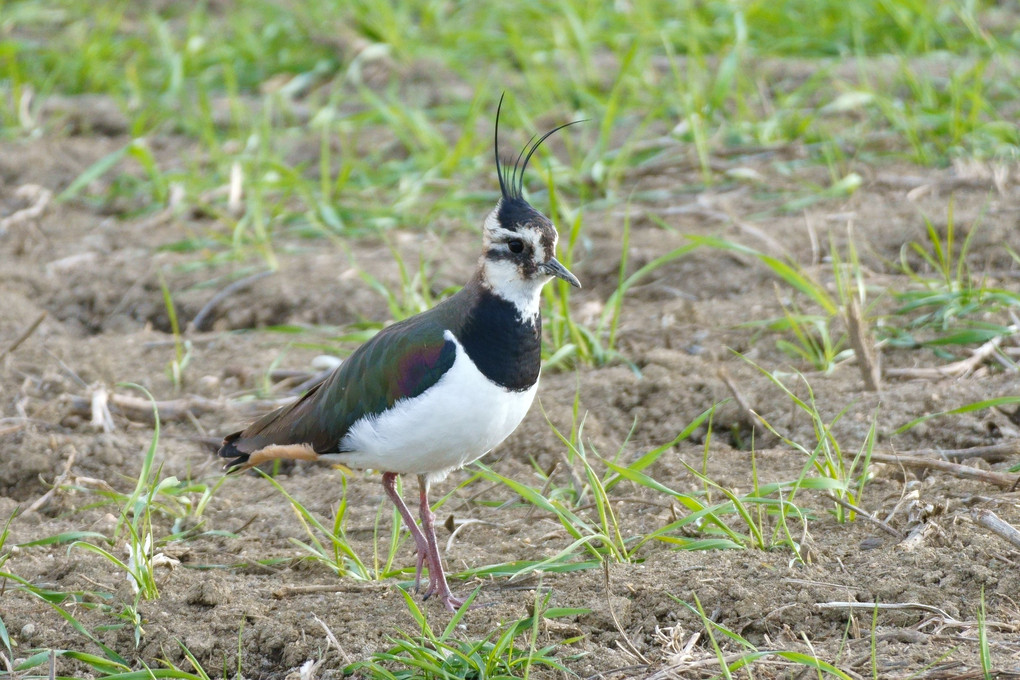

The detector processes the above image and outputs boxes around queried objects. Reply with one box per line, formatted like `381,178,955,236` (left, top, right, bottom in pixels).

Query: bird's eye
507,239,525,254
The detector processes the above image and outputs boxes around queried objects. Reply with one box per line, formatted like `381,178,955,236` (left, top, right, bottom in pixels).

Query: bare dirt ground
2,127,1020,679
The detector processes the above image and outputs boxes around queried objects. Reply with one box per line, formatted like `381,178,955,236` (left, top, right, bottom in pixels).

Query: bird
217,97,581,611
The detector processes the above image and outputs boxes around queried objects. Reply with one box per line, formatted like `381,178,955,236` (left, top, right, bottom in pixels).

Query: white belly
330,331,537,480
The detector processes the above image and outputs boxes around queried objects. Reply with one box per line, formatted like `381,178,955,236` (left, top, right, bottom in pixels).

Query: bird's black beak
541,258,581,288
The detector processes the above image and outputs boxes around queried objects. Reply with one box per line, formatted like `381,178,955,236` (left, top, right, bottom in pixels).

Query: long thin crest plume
494,93,514,201
493,93,584,202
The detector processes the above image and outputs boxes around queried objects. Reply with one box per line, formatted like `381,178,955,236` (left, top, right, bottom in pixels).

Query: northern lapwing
218,98,581,611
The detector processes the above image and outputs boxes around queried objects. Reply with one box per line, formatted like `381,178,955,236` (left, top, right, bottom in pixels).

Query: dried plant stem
0,185,52,235
188,270,274,332
845,296,881,391
885,333,1009,380
823,493,903,539
972,508,1020,550
869,452,1018,489
898,441,1019,463
0,311,47,362
66,391,296,423
717,366,758,431
24,450,78,514
817,601,956,620
603,560,650,666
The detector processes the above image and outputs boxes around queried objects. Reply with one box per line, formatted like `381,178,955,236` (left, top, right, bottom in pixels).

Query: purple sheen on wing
395,343,442,399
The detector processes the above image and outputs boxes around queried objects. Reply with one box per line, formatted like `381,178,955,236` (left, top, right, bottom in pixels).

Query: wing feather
217,312,457,469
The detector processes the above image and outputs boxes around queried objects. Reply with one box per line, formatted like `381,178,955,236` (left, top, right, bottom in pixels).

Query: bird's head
479,98,581,314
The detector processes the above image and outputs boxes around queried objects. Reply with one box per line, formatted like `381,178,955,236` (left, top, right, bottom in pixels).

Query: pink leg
417,474,465,611
381,472,429,592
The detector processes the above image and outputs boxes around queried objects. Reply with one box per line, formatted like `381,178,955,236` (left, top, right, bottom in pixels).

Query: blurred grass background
1,0,1017,264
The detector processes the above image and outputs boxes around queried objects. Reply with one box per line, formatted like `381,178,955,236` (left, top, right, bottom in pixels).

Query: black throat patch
453,289,541,392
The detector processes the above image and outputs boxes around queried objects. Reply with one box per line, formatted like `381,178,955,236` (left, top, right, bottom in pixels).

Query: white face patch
479,203,558,319
482,204,554,263
482,208,501,243
480,258,544,319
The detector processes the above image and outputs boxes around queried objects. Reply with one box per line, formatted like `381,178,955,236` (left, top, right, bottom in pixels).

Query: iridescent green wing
222,311,457,458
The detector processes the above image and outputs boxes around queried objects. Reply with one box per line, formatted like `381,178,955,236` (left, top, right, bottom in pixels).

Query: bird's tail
216,431,319,473
217,431,251,472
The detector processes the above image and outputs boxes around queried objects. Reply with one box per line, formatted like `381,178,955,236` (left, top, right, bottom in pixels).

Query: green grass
476,395,872,571
255,469,374,580
0,391,238,666
3,1,1017,265
693,211,1015,375
544,203,702,370
2,1,1017,677
348,587,586,679
677,593,855,679
71,386,167,602
690,234,861,373
977,587,992,679
740,359,876,524
11,637,225,679
894,395,1020,435
5,0,1017,371
884,202,1020,354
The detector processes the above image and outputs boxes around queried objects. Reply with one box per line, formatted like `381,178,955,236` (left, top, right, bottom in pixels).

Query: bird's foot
415,552,461,609
421,582,465,611
438,591,466,612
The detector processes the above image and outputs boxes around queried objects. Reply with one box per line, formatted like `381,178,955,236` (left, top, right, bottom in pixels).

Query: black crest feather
494,93,584,203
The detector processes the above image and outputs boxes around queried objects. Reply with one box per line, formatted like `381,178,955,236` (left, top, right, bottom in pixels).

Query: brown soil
2,127,1020,679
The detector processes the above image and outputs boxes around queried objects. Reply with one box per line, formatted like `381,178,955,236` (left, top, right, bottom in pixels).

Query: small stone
197,375,220,397
859,537,884,551
21,623,36,639
93,513,119,534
